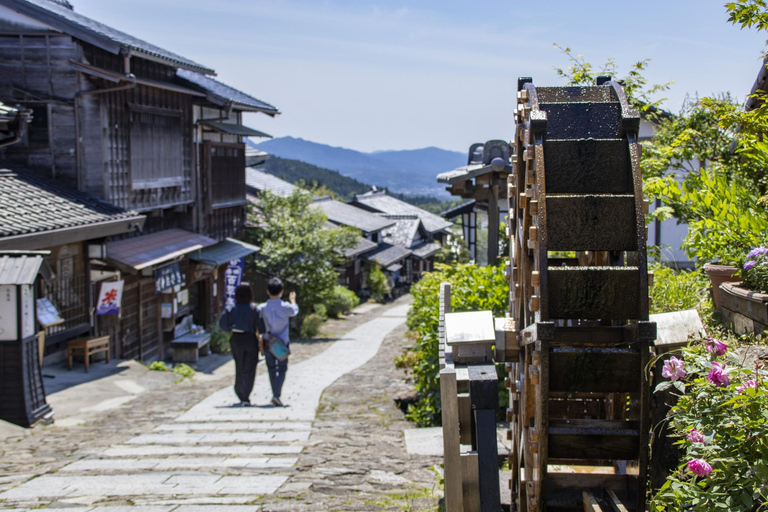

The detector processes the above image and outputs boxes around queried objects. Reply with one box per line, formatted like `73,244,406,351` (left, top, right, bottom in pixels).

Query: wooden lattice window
205,142,246,207
129,105,184,189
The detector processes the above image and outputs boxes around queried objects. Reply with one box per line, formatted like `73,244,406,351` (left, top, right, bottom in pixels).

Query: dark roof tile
353,190,452,234
178,70,279,114
2,0,214,73
0,166,140,237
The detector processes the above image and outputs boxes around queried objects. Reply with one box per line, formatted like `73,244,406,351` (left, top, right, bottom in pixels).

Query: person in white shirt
257,277,299,407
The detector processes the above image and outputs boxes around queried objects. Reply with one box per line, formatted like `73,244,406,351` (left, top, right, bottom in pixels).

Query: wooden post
439,281,464,512
487,184,499,264
470,365,501,511
441,368,464,512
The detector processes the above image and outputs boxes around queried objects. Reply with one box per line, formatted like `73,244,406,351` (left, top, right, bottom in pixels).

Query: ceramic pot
702,262,740,310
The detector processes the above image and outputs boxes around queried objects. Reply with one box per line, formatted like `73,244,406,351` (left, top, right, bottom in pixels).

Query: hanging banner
224,258,245,310
96,280,124,315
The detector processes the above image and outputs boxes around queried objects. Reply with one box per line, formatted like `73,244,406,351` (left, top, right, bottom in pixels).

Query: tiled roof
0,167,140,238
245,168,297,198
177,70,279,115
363,242,411,268
345,236,378,259
412,242,441,259
442,200,476,219
107,229,216,271
353,191,453,234
379,214,421,249
311,197,395,235
0,0,214,74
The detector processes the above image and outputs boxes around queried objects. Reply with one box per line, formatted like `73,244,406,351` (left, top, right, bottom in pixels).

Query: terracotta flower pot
702,262,740,310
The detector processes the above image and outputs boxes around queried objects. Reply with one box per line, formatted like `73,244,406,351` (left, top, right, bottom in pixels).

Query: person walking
219,283,265,407
258,277,299,407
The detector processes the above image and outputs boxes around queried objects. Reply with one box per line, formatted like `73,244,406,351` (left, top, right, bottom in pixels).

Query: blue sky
72,0,767,153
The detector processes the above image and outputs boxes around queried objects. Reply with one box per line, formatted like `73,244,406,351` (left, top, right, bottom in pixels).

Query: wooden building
0,0,277,362
377,214,441,284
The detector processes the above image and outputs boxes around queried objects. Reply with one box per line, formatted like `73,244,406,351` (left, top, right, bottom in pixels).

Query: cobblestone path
0,298,440,512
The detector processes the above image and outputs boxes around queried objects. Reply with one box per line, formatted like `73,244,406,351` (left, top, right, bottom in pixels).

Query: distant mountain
250,137,465,198
258,155,462,214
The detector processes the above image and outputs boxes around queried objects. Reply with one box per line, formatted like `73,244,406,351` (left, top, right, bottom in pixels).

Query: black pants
230,332,259,403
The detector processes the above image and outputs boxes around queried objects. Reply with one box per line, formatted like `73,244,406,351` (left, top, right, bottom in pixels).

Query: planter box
720,282,768,335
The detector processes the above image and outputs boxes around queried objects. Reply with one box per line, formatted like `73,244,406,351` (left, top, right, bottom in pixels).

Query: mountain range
250,137,466,198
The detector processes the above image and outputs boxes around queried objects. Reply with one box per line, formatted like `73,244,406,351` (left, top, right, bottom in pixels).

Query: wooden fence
439,282,502,512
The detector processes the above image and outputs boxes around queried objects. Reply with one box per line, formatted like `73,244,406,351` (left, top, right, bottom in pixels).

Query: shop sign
224,258,245,310
154,262,183,294
96,280,124,316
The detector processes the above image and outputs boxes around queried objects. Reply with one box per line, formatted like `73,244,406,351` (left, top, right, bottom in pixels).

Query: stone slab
403,427,444,456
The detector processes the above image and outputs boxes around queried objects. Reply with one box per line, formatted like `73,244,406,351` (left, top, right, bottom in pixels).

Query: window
205,142,246,207
129,106,184,189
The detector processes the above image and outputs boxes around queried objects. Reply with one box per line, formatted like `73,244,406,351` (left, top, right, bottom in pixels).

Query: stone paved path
0,300,438,511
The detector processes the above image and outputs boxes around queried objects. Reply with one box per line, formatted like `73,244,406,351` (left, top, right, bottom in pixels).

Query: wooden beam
582,489,602,512
606,489,629,512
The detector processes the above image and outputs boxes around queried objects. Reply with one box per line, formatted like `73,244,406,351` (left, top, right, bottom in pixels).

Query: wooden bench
67,335,110,372
171,332,211,365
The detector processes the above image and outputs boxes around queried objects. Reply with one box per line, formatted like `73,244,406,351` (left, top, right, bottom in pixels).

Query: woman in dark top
219,283,265,407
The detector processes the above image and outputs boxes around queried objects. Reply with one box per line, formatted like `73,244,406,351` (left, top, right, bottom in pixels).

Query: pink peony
708,362,730,387
706,337,728,356
687,428,705,444
662,356,686,381
737,380,758,393
688,458,713,477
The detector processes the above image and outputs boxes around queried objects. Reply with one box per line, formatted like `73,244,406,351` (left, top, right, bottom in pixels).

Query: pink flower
688,458,713,477
687,428,705,444
662,356,686,381
737,380,757,393
706,337,728,356
708,362,730,387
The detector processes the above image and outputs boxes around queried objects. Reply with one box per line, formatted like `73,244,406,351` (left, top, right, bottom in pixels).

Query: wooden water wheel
505,77,656,512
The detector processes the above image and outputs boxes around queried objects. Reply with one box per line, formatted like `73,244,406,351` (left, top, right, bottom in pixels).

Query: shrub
742,246,768,293
405,263,508,427
172,363,195,381
365,262,391,303
300,312,325,339
313,303,328,319
650,264,712,316
147,361,168,372
325,285,360,317
651,340,768,511
207,322,231,355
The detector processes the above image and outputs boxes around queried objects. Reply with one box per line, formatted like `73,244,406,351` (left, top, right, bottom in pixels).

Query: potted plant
719,247,768,335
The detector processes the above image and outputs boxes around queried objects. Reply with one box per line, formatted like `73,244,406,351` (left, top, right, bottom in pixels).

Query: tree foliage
244,189,358,321
404,263,508,426
552,43,671,119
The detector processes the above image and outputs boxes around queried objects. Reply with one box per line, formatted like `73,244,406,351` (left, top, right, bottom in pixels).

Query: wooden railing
438,282,502,512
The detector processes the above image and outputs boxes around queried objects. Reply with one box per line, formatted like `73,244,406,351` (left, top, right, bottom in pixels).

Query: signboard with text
224,258,244,310
154,262,184,293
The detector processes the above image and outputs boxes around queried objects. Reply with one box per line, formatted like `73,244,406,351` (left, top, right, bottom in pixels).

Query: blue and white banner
224,258,245,310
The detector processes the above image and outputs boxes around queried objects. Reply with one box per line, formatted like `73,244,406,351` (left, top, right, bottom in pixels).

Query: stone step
59,457,298,472
0,473,288,501
125,431,309,445
154,421,312,432
103,445,303,457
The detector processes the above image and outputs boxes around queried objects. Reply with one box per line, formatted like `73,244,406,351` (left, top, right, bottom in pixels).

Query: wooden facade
0,2,274,363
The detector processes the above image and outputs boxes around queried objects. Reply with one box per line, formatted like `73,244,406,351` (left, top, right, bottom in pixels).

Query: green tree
552,43,671,118
245,189,359,322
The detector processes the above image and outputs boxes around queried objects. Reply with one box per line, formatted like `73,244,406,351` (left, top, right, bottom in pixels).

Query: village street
0,297,443,512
